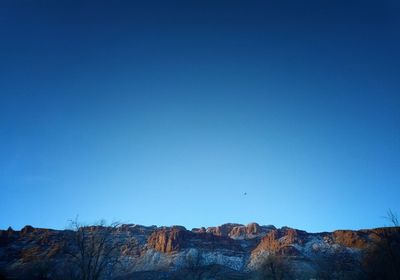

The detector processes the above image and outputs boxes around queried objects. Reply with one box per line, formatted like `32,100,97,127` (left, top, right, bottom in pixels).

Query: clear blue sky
1,0,399,232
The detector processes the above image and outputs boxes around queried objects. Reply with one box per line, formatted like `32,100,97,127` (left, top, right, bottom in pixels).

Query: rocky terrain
0,223,399,279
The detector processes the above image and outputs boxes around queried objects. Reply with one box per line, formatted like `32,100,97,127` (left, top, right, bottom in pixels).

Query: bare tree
257,253,293,280
362,210,400,280
385,209,399,227
173,250,214,280
65,218,122,280
313,248,363,280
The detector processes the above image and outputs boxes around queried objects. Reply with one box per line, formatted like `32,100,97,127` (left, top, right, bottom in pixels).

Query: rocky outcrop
206,223,242,237
229,223,275,239
147,226,190,253
147,226,245,255
332,230,370,249
204,223,275,240
252,227,307,255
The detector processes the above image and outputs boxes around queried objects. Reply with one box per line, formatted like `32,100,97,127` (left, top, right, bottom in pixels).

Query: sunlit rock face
332,229,371,249
147,226,190,253
0,223,398,279
204,223,275,240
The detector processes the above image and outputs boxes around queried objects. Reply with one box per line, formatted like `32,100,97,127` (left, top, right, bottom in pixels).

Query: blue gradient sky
1,0,399,232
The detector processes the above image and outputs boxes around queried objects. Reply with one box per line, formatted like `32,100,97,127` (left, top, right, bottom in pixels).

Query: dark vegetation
361,210,400,280
0,219,123,280
63,219,123,280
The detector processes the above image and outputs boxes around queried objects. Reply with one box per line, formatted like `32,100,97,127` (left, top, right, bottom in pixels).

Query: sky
1,0,399,232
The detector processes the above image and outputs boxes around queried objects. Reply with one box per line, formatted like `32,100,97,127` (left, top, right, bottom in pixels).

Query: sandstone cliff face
147,225,250,255
332,230,370,249
251,227,307,256
1,223,398,279
147,226,190,253
204,223,275,240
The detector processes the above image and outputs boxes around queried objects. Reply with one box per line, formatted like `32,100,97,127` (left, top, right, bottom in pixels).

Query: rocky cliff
0,223,399,279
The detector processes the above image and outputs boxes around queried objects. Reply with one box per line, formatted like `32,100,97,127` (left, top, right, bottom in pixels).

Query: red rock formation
332,230,369,249
206,223,274,239
206,223,242,237
252,228,306,256
228,223,260,238
147,227,191,253
147,226,245,253
246,223,261,235
191,227,206,233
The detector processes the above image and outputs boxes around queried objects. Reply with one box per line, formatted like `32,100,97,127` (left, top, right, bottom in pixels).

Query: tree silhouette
362,210,400,280
65,218,121,280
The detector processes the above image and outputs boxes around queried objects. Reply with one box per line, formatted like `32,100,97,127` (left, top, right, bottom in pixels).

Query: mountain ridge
1,222,399,279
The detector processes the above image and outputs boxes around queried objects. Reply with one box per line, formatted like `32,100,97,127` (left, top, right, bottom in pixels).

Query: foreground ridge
1,223,399,279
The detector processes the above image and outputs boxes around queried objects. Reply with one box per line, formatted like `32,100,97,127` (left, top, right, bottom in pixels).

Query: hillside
1,223,399,279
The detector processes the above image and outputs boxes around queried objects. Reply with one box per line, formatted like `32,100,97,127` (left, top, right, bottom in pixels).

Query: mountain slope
0,223,399,279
